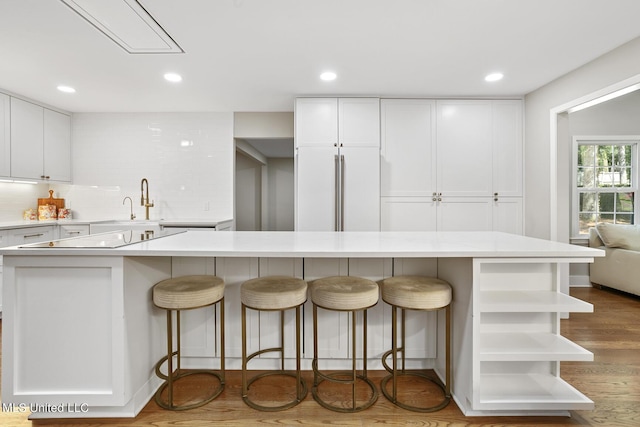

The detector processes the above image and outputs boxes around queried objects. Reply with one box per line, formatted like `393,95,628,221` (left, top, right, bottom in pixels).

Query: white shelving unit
471,258,594,413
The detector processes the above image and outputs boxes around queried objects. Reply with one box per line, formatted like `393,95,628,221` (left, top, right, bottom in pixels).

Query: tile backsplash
0,112,234,222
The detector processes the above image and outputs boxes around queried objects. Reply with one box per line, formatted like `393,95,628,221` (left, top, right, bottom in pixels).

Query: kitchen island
0,231,603,418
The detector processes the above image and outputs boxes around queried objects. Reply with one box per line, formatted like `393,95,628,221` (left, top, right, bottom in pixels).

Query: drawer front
8,226,55,246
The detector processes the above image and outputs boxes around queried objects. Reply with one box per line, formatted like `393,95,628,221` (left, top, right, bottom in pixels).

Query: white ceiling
2,0,640,113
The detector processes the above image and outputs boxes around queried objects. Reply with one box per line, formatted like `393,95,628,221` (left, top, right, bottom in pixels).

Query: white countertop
0,230,605,259
0,218,232,230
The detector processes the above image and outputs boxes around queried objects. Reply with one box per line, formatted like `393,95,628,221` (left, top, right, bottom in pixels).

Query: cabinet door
44,109,71,182
493,197,523,235
296,146,337,231
0,93,9,177
341,146,380,231
338,98,380,147
295,98,338,147
59,225,90,239
437,197,492,231
8,226,55,246
381,99,436,197
436,100,492,197
381,197,437,231
493,100,523,197
10,97,44,180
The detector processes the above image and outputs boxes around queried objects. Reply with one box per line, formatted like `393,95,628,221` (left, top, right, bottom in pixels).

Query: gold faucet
140,178,154,220
122,196,135,220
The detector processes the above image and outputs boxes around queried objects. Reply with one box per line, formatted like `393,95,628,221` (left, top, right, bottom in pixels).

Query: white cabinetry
471,259,593,411
295,98,380,231
44,108,71,182
0,93,10,177
59,224,90,239
7,226,56,246
380,99,523,233
10,97,71,182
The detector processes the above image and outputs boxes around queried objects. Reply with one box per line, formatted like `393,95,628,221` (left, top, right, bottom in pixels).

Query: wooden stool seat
241,275,307,310
310,276,379,310
154,275,225,309
380,275,452,310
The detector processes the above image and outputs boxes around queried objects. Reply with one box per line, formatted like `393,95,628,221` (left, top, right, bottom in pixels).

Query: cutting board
38,190,65,209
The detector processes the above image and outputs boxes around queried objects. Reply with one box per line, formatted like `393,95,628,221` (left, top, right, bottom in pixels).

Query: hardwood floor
1,286,638,426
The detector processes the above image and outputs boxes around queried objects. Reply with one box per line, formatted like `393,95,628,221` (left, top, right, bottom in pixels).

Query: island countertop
1,230,605,259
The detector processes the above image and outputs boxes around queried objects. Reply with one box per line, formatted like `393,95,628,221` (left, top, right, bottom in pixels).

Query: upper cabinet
0,93,9,177
44,108,71,182
295,98,379,148
10,97,71,182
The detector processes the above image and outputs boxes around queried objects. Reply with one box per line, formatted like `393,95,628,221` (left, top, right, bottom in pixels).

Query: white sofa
589,223,640,297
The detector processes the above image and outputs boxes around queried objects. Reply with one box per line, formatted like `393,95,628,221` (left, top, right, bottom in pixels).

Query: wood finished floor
1,286,638,426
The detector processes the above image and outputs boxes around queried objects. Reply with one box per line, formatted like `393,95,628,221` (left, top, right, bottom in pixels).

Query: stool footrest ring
381,371,451,413
242,371,308,412
311,374,378,413
154,370,225,411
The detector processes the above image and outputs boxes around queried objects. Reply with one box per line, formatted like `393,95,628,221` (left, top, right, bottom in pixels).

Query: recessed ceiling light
57,85,76,93
320,71,337,81
485,72,504,82
164,73,182,82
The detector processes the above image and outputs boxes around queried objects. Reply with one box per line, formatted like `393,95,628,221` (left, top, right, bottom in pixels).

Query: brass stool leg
167,310,174,407
155,301,225,411
241,303,248,399
220,297,225,385
311,305,378,413
242,304,308,411
381,304,451,412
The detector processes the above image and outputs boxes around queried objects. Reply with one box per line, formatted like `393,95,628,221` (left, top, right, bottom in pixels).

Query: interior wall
524,36,640,240
566,90,640,285
266,158,294,231
63,112,233,221
235,151,262,231
0,182,49,221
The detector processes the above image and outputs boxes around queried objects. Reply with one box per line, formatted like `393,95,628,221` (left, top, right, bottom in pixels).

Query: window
573,137,639,236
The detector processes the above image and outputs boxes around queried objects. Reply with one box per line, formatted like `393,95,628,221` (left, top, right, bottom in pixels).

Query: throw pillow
595,223,640,251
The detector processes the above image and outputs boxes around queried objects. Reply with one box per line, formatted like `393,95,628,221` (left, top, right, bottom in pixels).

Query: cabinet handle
24,233,44,238
40,175,50,179
494,192,499,202
340,154,345,232
334,155,340,231
68,231,82,235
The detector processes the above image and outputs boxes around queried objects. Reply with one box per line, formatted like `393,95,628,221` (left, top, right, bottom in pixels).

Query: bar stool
241,275,308,411
152,275,225,410
379,275,452,412
310,276,379,412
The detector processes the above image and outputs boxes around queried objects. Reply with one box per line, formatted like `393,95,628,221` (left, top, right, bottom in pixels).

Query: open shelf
478,373,594,410
479,332,593,361
479,291,594,313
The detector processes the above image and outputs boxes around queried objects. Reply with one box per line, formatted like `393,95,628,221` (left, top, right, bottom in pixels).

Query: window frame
572,135,639,237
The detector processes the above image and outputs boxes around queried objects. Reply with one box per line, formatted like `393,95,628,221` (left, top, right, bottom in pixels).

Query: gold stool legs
241,303,307,411
312,304,378,412
381,304,451,412
154,299,225,411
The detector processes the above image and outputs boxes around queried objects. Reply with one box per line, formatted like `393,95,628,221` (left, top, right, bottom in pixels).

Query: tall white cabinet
295,98,380,231
380,99,523,234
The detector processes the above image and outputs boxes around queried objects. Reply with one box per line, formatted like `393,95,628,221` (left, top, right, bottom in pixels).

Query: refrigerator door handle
335,154,340,231
340,154,345,232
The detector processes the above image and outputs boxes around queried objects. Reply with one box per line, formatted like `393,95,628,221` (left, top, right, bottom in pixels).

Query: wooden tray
38,190,65,209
